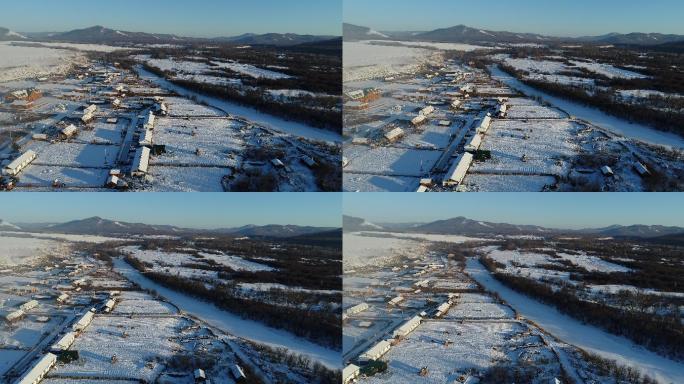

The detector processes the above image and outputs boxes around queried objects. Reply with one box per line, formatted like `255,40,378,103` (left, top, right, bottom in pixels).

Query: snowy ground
466,258,684,383
343,41,435,82
0,235,63,266
343,232,423,270
0,42,85,82
113,258,339,368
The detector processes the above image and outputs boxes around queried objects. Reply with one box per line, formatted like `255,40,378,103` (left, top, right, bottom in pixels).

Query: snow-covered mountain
0,219,21,230
0,27,27,41
343,215,385,232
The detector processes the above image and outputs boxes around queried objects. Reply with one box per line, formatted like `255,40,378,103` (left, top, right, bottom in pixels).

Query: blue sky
0,193,341,228
344,0,684,37
1,0,341,37
344,193,684,229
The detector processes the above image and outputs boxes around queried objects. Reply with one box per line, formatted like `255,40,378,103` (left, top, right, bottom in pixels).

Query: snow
373,40,489,52
489,65,684,149
0,231,124,243
444,302,515,319
136,67,340,143
210,60,292,79
360,231,482,244
343,232,421,269
343,146,442,177
343,41,434,82
0,235,61,265
0,42,85,82
569,60,648,80
466,258,684,384
113,258,339,368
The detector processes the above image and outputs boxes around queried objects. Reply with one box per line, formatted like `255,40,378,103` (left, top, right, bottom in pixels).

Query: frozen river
489,65,684,150
466,258,684,384
113,258,340,369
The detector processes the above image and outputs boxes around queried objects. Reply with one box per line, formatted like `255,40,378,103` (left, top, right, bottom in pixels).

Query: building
56,293,69,303
411,114,427,126
345,303,369,317
112,98,122,108
131,147,151,176
388,296,404,306
451,99,462,109
193,368,206,383
634,162,650,176
231,364,247,381
3,150,36,176
342,156,349,168
498,103,508,118
51,332,76,352
476,115,492,134
32,133,48,141
359,340,392,363
392,315,422,338
104,299,116,313
343,364,360,384
435,302,452,317
60,124,78,139
14,353,57,384
420,106,435,116
72,310,95,332
139,128,153,147
4,309,25,323
346,90,365,100
5,88,42,102
345,101,368,110
464,134,482,153
438,120,451,127
143,111,156,130
384,127,404,142
601,165,614,176
20,300,39,312
443,152,474,187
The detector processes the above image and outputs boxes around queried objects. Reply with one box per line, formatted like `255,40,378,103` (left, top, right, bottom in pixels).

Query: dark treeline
137,265,341,349
497,63,684,137
481,256,684,360
248,343,341,384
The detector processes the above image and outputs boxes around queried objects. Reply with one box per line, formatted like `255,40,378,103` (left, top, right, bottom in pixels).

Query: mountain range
343,215,684,239
343,23,684,47
7,25,335,46
1,216,336,238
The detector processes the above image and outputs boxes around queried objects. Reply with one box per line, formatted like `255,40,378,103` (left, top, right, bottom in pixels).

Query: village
341,225,684,384
0,46,340,192
342,53,683,192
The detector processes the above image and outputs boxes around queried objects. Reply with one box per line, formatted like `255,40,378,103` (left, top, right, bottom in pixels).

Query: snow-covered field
372,40,489,52
365,321,527,384
359,231,481,244
343,41,434,82
466,258,684,383
570,60,648,79
0,231,123,243
0,235,62,265
0,42,85,82
343,232,422,269
343,146,442,177
444,301,515,319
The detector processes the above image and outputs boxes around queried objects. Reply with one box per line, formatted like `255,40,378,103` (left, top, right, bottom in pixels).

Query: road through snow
113,258,340,368
466,258,684,384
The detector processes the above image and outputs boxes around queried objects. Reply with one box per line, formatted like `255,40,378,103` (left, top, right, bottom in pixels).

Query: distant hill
0,219,21,230
46,216,184,235
413,24,550,44
345,23,684,47
282,229,342,248
48,25,184,44
222,224,337,238
217,33,336,46
0,27,27,41
412,216,550,235
345,215,684,238
343,215,384,232
343,23,390,41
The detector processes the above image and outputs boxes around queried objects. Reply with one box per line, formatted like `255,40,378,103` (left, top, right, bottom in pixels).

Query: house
345,101,368,110
420,106,435,116
60,124,78,140
143,111,156,130
411,114,427,126
498,103,508,118
435,302,452,317
343,364,360,384
5,88,42,102
351,137,370,145
345,90,365,100
131,147,151,176
3,150,36,176
359,340,392,363
194,368,207,383
4,309,25,323
388,296,404,306
634,162,650,176
106,174,120,188
342,157,349,168
14,353,57,384
476,115,492,134
393,315,422,338
32,133,48,141
601,165,614,176
112,98,122,108
271,158,285,168
384,128,404,142
51,332,76,352
57,293,69,303
73,310,95,332
438,120,451,127
443,152,473,187
345,303,369,317
416,185,429,192
20,300,39,312
464,134,482,152
139,128,153,147
104,299,116,313
231,364,247,381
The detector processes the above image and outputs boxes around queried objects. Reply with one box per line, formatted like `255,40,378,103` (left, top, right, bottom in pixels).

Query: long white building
14,353,57,384
392,315,422,338
359,340,392,362
464,134,483,153
3,150,36,176
73,310,94,332
343,364,360,384
442,152,473,187
131,147,151,176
